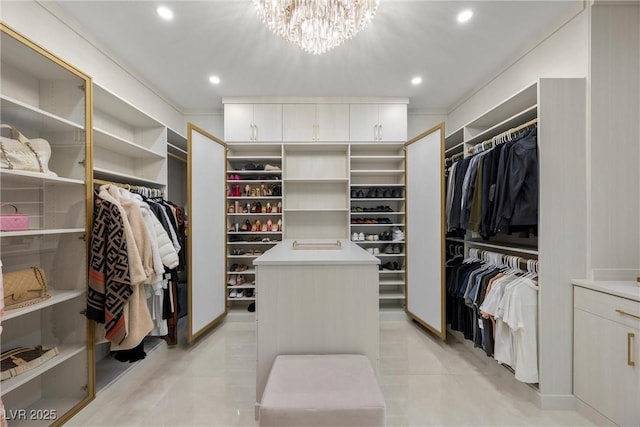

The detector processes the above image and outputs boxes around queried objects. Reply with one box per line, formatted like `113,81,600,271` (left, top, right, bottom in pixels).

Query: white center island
253,239,381,410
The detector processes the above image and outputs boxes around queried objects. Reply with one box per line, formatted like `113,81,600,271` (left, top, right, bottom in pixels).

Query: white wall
407,110,447,140
0,0,184,133
184,111,225,140
447,8,589,133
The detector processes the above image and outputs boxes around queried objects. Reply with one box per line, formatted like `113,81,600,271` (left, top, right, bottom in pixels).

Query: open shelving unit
0,24,92,426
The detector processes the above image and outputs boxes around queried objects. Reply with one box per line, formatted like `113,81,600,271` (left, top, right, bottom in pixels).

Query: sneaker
367,248,374,254
384,245,394,254
352,232,359,241
228,275,236,286
373,247,380,255
358,232,365,241
393,244,401,254
229,289,237,298
392,227,404,242
236,290,245,298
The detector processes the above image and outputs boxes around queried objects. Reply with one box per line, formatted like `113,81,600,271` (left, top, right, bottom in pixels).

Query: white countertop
253,239,380,266
572,279,640,302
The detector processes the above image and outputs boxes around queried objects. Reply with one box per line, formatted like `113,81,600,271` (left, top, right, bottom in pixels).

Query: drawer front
574,286,640,330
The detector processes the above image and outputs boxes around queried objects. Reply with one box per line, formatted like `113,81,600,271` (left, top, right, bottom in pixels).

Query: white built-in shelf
0,169,84,186
227,255,259,259
227,196,281,200
350,170,404,175
93,84,162,128
379,279,405,286
350,155,404,161
283,178,348,183
228,297,255,301
445,141,465,155
3,289,85,321
228,241,279,245
379,292,405,300
167,142,187,157
351,183,404,187
376,253,405,258
227,270,256,275
226,285,256,289
226,179,281,183
465,240,538,255
465,105,538,147
445,127,464,148
350,211,404,215
351,198,405,202
93,167,164,187
1,345,85,395
0,95,84,133
379,270,406,274
228,232,282,235
0,228,84,238
93,127,165,159
228,170,281,175
349,142,405,149
228,213,282,216
465,82,537,131
350,223,405,227
446,237,465,243
227,156,282,161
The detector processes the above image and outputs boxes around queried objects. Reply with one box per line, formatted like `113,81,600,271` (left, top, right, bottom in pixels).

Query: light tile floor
67,319,595,427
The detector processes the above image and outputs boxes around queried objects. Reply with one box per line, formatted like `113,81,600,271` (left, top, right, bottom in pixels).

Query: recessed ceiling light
411,77,422,85
157,6,174,21
209,75,221,85
457,9,473,23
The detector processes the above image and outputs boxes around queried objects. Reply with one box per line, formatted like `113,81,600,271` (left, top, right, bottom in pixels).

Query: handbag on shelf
0,124,57,176
0,203,29,231
1,346,59,381
2,267,51,311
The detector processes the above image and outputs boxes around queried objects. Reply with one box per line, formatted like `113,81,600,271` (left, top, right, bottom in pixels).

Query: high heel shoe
255,220,262,232
228,204,235,213
277,202,282,213
265,202,272,213
262,222,268,232
267,219,273,231
277,219,282,232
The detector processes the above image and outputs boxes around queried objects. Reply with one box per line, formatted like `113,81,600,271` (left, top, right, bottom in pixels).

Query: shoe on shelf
229,289,237,298
264,164,281,171
236,290,245,298
245,289,254,298
392,227,404,241
367,248,374,254
366,234,374,241
373,247,380,255
352,232,359,241
358,232,365,241
228,275,236,286
266,202,272,213
384,245,394,254
236,274,244,285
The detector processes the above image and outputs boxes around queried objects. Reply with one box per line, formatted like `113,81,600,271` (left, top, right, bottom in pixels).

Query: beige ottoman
259,354,385,427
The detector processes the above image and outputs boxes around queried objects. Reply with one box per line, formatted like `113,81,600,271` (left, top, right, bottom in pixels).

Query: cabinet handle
616,309,640,320
254,124,259,141
628,333,636,366
379,124,383,141
315,124,320,141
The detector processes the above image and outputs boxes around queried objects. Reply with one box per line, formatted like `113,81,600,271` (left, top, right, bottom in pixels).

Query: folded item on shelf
0,203,29,231
0,124,57,176
2,266,51,310
1,346,59,381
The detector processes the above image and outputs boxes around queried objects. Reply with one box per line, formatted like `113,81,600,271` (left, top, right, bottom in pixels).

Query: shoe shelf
350,183,405,187
376,253,406,258
350,223,405,227
227,269,256,274
379,279,405,286
283,178,349,183
227,155,282,160
350,211,405,215
227,179,281,184
351,198,405,202
227,241,279,246
227,196,282,200
228,213,283,216
379,269,406,274
228,231,282,235
227,254,260,259
227,285,256,289
350,170,404,175
350,155,404,161
228,297,256,301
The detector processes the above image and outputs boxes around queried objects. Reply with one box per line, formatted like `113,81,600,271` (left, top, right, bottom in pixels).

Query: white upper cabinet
350,104,407,142
283,103,349,141
224,103,282,142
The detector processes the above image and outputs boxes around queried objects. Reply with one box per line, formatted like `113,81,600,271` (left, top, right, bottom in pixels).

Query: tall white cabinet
0,24,92,426
224,103,282,142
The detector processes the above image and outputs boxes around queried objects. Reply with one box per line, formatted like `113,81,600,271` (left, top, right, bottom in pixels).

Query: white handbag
0,124,56,176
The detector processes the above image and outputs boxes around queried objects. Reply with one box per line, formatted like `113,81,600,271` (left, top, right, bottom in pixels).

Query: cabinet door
405,124,445,338
253,104,282,142
282,104,316,141
224,104,255,142
317,104,349,141
574,308,640,427
187,124,227,341
349,104,379,141
378,104,407,141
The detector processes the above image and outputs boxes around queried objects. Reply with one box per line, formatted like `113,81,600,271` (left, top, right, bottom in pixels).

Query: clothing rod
468,247,538,271
468,117,539,154
465,240,538,255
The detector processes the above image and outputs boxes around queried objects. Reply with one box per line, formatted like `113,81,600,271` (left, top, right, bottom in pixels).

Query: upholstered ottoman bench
259,354,385,427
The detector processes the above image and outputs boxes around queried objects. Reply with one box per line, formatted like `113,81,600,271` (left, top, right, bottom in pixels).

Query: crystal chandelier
253,0,380,55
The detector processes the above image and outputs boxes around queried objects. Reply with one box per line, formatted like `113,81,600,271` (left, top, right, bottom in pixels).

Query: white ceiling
51,0,580,112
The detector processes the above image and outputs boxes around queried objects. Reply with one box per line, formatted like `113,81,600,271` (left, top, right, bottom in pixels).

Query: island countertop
572,279,640,302
253,239,380,266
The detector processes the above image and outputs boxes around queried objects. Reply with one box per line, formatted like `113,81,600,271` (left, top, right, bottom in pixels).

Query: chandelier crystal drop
253,0,380,55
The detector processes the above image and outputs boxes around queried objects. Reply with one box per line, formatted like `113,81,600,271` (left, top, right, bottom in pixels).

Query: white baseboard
575,398,616,426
